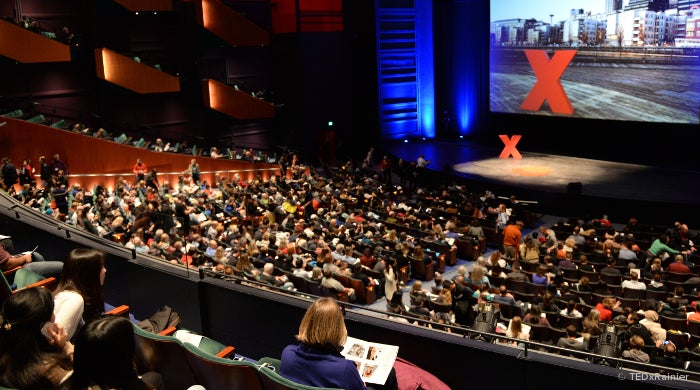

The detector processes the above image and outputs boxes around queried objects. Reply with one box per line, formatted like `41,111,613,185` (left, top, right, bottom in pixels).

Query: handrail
3,190,700,385
0,190,194,279
197,266,700,383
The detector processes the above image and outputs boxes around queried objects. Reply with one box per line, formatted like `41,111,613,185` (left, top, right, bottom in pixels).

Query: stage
383,139,700,226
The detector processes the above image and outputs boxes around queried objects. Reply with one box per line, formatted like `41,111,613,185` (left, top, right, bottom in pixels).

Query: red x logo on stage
499,135,522,159
520,50,576,115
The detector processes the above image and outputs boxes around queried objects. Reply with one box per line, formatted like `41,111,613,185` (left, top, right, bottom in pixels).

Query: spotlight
459,135,464,139
403,139,408,143
422,137,425,141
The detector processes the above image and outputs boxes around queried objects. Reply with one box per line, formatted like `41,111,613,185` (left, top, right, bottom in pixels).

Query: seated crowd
2,142,700,380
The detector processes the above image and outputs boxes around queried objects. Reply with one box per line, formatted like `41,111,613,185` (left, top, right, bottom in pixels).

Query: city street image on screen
489,0,700,124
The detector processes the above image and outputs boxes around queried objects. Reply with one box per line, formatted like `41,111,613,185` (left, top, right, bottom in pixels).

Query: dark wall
270,0,378,164
484,114,700,170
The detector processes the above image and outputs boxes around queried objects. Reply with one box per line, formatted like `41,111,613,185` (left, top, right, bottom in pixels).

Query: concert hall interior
1,0,700,389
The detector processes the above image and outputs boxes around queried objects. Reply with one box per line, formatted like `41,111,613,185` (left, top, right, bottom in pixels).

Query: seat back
182,342,264,390
578,269,599,282
497,302,523,321
665,271,694,283
1,268,57,303
305,278,324,297
689,320,700,337
561,268,579,282
659,315,688,333
256,357,342,390
13,268,47,289
349,277,375,305
410,258,434,281
528,324,550,343
622,288,646,299
505,278,528,293
132,324,197,389
454,238,474,260
526,282,546,295
599,273,621,286
288,273,309,294
0,267,13,302
114,133,127,144
616,297,641,311
557,314,583,332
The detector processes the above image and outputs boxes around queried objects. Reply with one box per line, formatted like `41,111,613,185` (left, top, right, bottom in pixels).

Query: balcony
94,48,180,94
0,19,71,63
202,79,275,120
195,0,270,47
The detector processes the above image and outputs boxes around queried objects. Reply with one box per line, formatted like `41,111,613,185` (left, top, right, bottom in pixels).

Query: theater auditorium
1,0,700,389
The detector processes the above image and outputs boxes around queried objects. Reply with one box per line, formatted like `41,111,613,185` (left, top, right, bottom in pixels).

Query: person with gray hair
321,269,355,301
259,262,294,290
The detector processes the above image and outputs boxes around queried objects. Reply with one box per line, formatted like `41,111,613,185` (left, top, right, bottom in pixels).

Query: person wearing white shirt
53,248,107,341
621,271,647,291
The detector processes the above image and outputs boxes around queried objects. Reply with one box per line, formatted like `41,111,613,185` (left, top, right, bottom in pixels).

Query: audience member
595,297,620,322
556,325,586,352
62,315,163,390
0,287,73,389
280,297,397,390
560,300,582,318
0,236,63,278
651,340,684,369
518,235,540,263
53,248,107,341
667,254,691,274
504,315,529,347
622,335,650,363
621,270,646,292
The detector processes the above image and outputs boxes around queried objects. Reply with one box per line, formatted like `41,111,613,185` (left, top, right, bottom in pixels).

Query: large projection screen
489,0,700,124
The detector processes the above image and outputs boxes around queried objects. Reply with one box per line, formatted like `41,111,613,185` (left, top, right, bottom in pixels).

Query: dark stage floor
383,139,700,227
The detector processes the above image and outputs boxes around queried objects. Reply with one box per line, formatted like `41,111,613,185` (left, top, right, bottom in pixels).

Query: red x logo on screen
520,50,577,115
499,135,522,159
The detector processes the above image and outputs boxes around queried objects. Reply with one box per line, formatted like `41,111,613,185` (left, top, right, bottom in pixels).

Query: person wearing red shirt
595,297,620,322
132,158,148,183
667,254,691,274
502,220,522,260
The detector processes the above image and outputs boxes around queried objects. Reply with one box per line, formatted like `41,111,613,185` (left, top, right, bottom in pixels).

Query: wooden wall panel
94,48,180,94
0,118,280,192
0,20,71,63
196,0,270,46
202,79,275,120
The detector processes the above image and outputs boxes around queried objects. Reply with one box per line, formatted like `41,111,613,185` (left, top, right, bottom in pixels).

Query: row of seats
0,266,57,302
132,323,340,390
2,266,335,390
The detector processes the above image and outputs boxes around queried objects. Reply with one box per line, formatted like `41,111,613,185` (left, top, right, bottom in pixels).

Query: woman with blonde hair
212,246,228,264
234,253,259,277
280,298,366,389
469,265,491,288
505,316,529,346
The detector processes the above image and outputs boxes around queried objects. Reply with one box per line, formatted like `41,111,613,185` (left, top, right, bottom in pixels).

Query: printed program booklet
341,336,399,385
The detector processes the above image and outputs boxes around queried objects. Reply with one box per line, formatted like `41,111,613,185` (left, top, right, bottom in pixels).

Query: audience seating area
133,324,338,390
2,117,700,386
